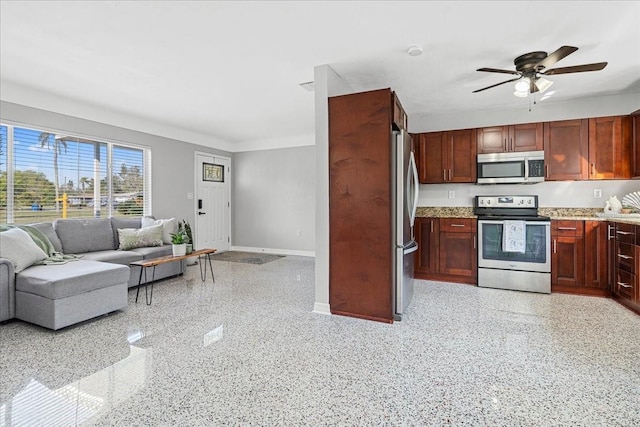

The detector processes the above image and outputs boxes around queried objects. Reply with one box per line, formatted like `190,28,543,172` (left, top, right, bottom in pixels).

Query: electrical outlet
594,189,602,199
187,192,194,200
448,190,455,199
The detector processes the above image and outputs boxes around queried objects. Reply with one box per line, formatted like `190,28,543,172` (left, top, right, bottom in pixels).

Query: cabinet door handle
430,221,434,233
590,163,595,176
553,239,557,253
617,282,632,288
616,231,633,235
558,227,576,231
608,224,615,240
510,138,513,151
473,235,476,249
545,165,549,178
504,138,507,151
443,170,447,181
450,224,466,227
617,254,633,260
449,169,452,181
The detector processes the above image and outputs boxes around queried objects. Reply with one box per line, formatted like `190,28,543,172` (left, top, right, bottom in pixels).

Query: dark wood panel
477,126,506,154
544,119,589,181
510,123,543,152
439,231,476,277
415,218,439,274
421,132,446,183
588,116,631,179
632,111,640,178
585,221,608,289
552,234,584,288
328,88,393,322
448,129,477,182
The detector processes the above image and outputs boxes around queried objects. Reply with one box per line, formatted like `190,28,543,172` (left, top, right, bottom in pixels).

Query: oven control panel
475,195,538,208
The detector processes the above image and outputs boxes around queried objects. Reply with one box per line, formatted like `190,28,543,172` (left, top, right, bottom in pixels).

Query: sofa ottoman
15,260,129,330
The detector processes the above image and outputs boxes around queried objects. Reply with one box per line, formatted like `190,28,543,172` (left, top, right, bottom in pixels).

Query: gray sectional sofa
0,216,183,330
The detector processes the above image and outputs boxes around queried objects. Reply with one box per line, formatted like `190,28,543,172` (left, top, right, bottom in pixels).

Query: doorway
195,152,231,252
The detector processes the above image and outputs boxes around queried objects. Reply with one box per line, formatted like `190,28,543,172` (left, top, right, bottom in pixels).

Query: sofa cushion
0,228,48,273
117,225,163,250
16,260,129,299
130,245,173,259
77,250,143,265
111,217,142,248
55,218,115,253
29,222,63,253
141,217,178,245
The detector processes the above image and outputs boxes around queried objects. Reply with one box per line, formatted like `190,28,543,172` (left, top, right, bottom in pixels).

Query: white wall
232,145,315,255
0,101,232,228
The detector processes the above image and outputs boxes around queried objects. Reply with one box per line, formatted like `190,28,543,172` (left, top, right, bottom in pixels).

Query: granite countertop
416,206,640,224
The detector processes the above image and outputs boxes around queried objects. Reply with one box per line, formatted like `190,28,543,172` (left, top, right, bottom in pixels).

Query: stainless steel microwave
477,150,545,184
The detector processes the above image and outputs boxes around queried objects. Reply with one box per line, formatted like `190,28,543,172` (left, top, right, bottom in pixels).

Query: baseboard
312,302,331,315
231,246,315,258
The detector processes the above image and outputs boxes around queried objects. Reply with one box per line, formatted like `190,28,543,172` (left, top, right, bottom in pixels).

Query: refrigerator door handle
409,150,419,227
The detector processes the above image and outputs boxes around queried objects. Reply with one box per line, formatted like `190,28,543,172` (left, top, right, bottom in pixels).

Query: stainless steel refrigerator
392,129,419,320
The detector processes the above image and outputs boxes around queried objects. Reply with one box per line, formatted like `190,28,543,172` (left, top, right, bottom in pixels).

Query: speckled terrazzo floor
1,256,639,426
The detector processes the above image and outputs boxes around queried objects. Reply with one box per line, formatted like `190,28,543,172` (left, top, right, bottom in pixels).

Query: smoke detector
407,45,423,57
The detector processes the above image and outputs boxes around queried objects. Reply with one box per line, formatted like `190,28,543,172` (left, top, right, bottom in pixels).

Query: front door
195,153,231,252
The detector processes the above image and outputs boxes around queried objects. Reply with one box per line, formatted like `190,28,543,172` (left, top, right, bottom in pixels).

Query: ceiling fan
472,46,607,95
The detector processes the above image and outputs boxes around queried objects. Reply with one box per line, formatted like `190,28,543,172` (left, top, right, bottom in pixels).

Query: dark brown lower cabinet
612,222,640,314
551,219,610,297
415,217,476,285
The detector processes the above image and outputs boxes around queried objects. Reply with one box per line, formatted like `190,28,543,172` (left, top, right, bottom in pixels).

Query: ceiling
1,1,639,151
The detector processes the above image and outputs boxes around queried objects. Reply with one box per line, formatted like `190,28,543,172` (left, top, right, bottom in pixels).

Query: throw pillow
141,217,177,245
117,224,163,250
0,228,48,273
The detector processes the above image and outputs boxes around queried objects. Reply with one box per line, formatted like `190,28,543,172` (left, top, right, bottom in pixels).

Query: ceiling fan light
514,78,530,93
513,90,529,98
535,77,554,93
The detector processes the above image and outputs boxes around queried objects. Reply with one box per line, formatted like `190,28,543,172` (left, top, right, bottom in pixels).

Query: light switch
187,192,194,200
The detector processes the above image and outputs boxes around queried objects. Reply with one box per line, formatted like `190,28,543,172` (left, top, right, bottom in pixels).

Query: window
0,124,151,224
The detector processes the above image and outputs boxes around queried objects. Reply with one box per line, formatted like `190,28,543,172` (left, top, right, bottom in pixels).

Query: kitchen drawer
615,269,636,301
552,220,584,237
615,223,636,244
441,218,475,232
616,242,636,274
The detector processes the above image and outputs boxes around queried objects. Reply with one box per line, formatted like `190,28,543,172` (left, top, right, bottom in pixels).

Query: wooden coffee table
131,248,217,305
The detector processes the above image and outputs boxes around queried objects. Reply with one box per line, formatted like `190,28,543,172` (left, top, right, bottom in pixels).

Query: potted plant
170,225,187,257
182,219,193,254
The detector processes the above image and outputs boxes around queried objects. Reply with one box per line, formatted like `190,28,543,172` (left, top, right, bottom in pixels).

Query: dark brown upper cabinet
416,129,476,183
544,119,589,181
588,116,632,179
477,123,543,154
633,109,640,178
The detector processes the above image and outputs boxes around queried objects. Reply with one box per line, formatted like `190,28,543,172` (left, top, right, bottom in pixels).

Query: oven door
478,220,551,273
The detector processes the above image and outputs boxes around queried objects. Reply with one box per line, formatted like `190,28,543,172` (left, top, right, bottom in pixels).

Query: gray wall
232,145,315,253
0,101,231,230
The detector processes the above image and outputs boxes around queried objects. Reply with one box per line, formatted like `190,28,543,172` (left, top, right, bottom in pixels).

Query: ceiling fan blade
472,77,522,93
477,67,520,75
535,46,578,70
542,62,608,75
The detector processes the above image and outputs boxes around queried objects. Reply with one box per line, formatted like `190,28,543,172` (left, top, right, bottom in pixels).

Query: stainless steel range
474,195,551,293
